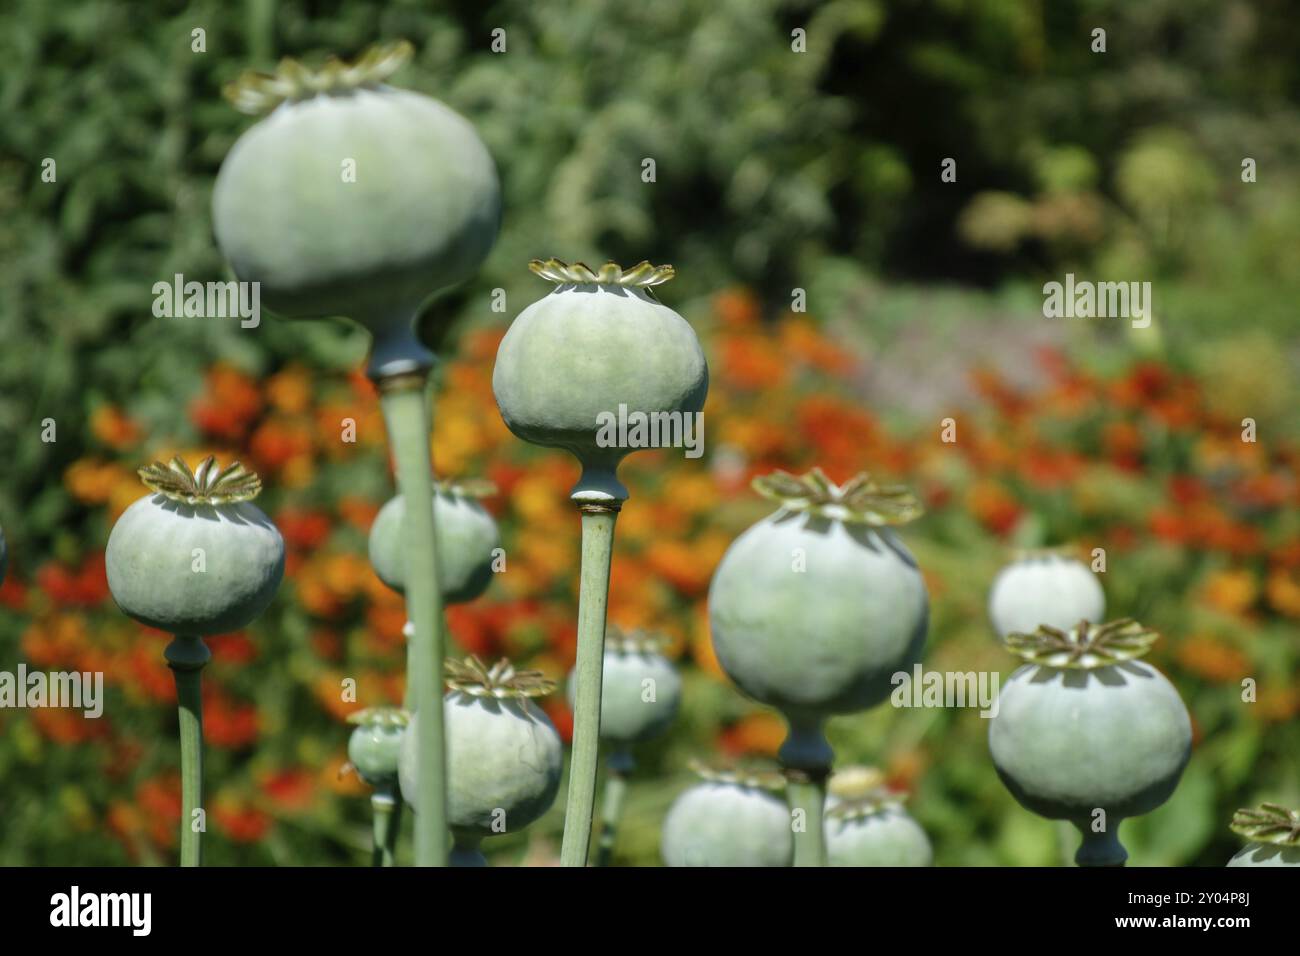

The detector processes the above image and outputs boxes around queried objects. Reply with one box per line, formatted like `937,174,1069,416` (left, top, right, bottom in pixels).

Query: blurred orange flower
720,334,788,391
190,363,262,440
714,288,760,329
1265,569,1300,618
1176,636,1250,683
718,712,785,757
212,792,272,843
90,406,142,450
1199,569,1257,616
966,480,1022,536
266,364,313,414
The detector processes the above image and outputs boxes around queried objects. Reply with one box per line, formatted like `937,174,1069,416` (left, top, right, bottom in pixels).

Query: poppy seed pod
106,458,284,636
492,259,708,503
212,41,501,376
565,627,682,747
1227,804,1300,867
709,469,928,769
347,707,408,788
988,619,1192,866
398,657,562,865
823,767,933,867
988,551,1105,640
661,764,793,867
368,478,500,603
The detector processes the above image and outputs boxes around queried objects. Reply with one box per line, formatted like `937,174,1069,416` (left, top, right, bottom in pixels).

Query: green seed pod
492,259,708,503
106,458,284,636
398,657,562,862
346,707,408,787
565,627,682,747
1227,804,1300,867
213,42,501,377
823,767,932,867
709,469,928,768
989,550,1105,640
661,763,792,867
988,620,1192,866
368,478,500,603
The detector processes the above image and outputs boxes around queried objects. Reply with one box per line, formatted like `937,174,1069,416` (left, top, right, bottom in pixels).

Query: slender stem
371,787,401,867
165,634,210,868
786,772,829,867
595,753,632,867
402,618,415,711
379,374,448,867
559,506,619,867
780,720,832,868
244,0,276,65
1057,820,1075,867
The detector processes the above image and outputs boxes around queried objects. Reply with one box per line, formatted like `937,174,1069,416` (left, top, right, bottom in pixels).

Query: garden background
1,0,1298,865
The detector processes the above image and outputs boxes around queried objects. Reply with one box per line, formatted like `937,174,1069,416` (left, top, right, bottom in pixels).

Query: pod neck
570,460,629,508
1074,823,1127,866
778,718,833,774
367,312,435,382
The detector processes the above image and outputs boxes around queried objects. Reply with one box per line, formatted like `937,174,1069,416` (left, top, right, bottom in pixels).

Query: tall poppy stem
559,505,618,866
595,752,632,867
166,634,210,867
378,372,448,867
371,786,401,867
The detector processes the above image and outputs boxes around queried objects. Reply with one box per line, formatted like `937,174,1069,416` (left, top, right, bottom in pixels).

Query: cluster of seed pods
93,38,1271,872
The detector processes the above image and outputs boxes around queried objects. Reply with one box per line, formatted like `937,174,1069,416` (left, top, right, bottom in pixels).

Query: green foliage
1,0,1298,867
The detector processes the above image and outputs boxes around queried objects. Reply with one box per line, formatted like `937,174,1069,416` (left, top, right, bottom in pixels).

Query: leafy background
0,0,1297,865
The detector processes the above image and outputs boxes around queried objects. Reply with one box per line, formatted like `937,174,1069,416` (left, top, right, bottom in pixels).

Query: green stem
245,0,276,65
165,634,210,868
780,720,832,868
559,506,619,867
595,754,631,867
371,786,401,867
402,618,415,711
379,374,448,867
786,772,828,867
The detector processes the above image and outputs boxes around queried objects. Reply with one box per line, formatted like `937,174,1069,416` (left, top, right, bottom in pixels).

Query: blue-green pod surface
368,484,499,603
398,659,562,842
105,458,284,636
492,259,707,503
661,767,792,867
989,552,1105,640
988,620,1191,864
823,767,932,867
709,471,928,728
213,42,500,375
347,707,408,787
565,628,681,746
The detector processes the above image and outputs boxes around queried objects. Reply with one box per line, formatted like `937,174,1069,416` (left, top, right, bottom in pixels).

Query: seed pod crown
347,706,410,729
529,257,675,290
138,456,262,505
445,656,556,699
604,624,672,656
826,766,908,820
752,468,923,526
687,758,786,792
224,40,414,115
1004,618,1159,669
1231,804,1300,848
